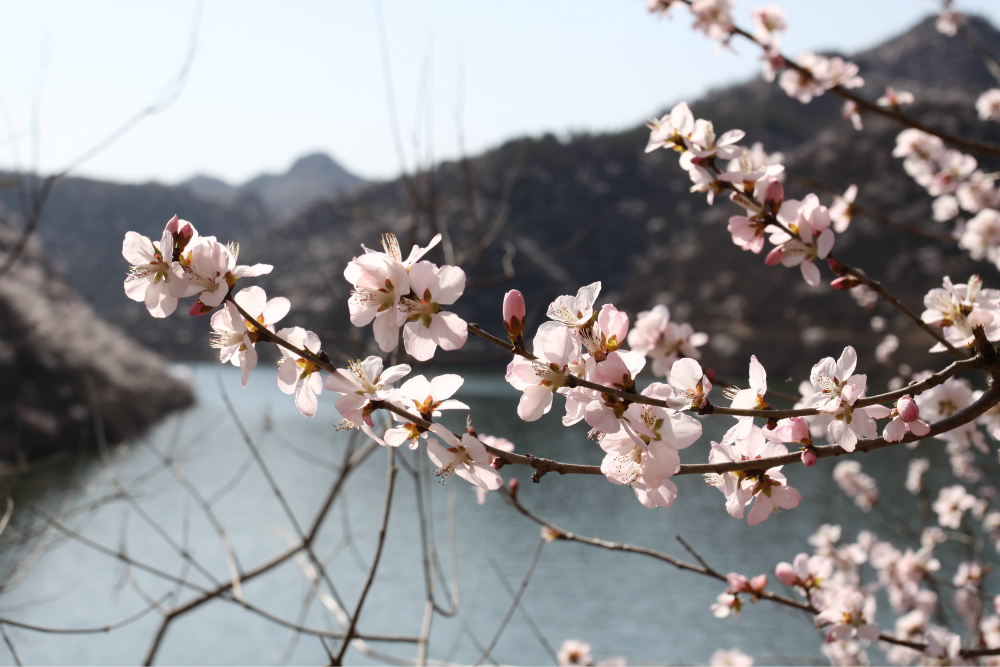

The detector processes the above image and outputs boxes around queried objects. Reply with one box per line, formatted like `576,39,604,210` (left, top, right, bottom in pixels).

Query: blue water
0,364,989,665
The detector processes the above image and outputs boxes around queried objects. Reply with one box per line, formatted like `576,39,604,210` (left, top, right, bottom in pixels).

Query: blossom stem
830,257,970,358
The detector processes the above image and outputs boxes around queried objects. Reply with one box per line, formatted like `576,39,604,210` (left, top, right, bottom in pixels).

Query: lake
0,363,986,666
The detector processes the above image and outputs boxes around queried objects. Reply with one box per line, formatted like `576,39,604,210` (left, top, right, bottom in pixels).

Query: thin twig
334,447,399,665
473,538,546,666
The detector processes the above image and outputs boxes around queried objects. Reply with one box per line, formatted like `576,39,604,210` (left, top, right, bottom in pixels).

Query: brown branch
503,491,815,614
831,257,969,358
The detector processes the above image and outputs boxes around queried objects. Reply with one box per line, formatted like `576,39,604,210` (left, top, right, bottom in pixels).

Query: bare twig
333,447,399,665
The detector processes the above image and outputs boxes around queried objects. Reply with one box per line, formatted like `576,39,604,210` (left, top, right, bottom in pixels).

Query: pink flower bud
508,478,519,496
726,572,749,593
750,574,768,593
801,448,817,467
775,561,799,587
830,276,861,290
503,290,526,342
764,179,784,208
165,214,197,255
897,396,919,422
190,300,215,316
827,257,843,273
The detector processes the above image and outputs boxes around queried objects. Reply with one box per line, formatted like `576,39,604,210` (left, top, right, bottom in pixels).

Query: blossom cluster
645,101,844,287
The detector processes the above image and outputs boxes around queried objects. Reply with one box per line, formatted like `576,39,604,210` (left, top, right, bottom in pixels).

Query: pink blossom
876,86,914,108
933,484,980,529
275,327,324,417
325,356,410,443
778,53,829,103
711,591,742,618
775,553,832,590
815,589,879,643
399,261,468,361
800,346,865,414
727,214,769,254
345,253,410,353
547,282,601,330
682,119,745,161
959,209,1000,268
751,5,785,44
181,237,272,314
709,648,753,667
905,458,930,495
883,395,931,442
503,290,526,343
829,185,857,233
833,461,879,511
842,101,862,131
922,275,1000,351
923,626,964,663
557,639,593,667
645,102,695,153
359,231,441,270
579,303,632,362
505,323,581,421
978,89,1000,122
584,351,647,435
209,286,290,387
763,417,812,447
425,424,503,491
627,304,708,377
383,374,468,448
766,193,835,286
721,355,768,445
122,228,188,318
707,426,801,525
936,8,965,36
665,358,712,410
690,0,733,41
598,384,701,508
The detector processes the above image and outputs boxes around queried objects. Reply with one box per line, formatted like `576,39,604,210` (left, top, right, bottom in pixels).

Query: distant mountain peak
181,151,367,221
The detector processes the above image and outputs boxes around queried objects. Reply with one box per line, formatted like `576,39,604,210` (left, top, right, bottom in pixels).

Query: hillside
4,15,999,389
238,16,1000,384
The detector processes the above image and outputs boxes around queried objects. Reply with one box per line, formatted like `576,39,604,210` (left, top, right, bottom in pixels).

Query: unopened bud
508,478,519,497
190,300,215,316
801,448,817,467
165,215,197,257
827,257,844,274
775,561,798,587
897,395,920,423
764,179,784,209
830,276,861,290
503,290,526,345
764,246,784,266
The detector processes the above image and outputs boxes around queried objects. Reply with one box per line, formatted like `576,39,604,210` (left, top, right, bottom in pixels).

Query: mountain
181,152,367,221
3,15,998,391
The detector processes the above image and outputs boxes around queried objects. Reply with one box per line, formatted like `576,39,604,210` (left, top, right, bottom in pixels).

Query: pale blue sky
0,0,998,185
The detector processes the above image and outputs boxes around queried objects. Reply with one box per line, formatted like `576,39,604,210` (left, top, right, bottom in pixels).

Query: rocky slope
0,209,192,464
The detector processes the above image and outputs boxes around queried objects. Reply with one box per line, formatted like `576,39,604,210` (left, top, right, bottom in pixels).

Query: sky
0,0,999,186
